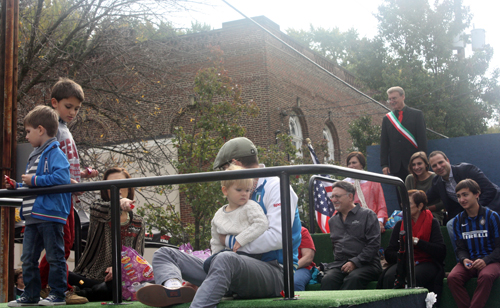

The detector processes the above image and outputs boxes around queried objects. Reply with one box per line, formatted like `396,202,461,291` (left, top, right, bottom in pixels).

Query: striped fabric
21,156,40,218
454,206,500,260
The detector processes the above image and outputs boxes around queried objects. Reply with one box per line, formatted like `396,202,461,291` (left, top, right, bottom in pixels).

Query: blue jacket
20,140,71,224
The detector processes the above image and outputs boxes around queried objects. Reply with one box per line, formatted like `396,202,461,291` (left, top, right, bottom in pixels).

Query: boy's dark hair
456,179,481,195
24,105,59,137
331,181,356,197
14,268,22,285
101,167,134,201
51,78,84,102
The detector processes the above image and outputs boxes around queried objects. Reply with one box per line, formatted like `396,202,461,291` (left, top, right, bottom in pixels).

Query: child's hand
21,174,34,187
70,179,84,196
119,198,135,212
233,241,241,252
81,167,99,179
4,175,16,189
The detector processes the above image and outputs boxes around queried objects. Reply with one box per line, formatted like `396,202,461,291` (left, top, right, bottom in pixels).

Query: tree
287,0,500,138
16,1,216,234
17,0,205,100
347,115,381,156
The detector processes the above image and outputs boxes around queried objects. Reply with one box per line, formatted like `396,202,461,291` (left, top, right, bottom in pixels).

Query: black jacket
426,163,500,219
380,106,427,174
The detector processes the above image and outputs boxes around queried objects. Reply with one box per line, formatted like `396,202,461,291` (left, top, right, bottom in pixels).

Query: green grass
1,289,428,308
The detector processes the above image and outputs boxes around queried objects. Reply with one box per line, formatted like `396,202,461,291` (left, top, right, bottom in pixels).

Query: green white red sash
387,111,418,148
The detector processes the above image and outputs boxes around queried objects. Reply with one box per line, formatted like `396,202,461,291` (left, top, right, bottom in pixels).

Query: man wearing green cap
137,137,302,308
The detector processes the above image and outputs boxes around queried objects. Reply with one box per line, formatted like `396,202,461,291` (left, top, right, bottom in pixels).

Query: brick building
162,16,388,164
16,16,389,227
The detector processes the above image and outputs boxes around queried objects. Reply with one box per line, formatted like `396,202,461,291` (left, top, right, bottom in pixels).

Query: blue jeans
294,268,312,291
22,222,66,299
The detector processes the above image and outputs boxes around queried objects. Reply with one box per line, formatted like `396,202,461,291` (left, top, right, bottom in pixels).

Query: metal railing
308,171,416,288
0,164,416,303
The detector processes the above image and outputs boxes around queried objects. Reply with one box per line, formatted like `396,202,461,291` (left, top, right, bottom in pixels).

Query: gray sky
170,0,499,74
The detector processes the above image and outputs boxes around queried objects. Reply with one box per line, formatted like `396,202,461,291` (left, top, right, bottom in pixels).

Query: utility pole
0,0,19,302
454,0,465,60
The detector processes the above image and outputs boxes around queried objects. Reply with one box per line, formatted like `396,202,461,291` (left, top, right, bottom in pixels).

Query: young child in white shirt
204,164,268,272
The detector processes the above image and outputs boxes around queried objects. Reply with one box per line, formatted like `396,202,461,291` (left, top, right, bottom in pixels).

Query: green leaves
287,0,500,137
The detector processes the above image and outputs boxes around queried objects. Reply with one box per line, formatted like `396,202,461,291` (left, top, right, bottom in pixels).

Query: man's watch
413,237,419,245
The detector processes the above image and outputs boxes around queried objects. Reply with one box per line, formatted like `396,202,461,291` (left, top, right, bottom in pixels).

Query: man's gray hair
387,86,405,96
332,181,356,196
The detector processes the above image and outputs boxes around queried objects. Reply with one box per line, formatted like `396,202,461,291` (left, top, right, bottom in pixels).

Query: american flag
307,144,335,233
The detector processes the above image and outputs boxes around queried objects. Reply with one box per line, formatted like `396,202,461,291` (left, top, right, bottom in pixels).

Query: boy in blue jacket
6,105,71,306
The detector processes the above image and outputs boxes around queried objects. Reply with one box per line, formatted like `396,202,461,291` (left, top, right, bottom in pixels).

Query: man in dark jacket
427,151,500,255
321,181,381,290
380,86,427,181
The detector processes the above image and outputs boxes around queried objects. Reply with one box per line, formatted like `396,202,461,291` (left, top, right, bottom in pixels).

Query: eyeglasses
331,193,348,200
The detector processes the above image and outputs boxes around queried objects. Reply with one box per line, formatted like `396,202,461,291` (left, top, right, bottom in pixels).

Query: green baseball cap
213,137,258,170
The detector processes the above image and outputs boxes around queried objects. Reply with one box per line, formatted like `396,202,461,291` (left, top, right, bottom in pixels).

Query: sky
169,0,500,74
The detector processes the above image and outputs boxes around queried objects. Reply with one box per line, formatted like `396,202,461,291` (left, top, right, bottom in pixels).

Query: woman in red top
380,190,446,304
344,151,388,233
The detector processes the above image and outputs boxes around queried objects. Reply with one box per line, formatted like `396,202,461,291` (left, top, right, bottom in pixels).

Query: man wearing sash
380,86,427,182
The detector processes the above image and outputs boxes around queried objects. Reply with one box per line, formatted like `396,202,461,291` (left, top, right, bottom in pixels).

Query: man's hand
472,259,486,271
219,234,227,246
463,258,474,270
104,267,113,282
341,261,356,274
233,241,241,252
21,174,34,187
382,167,390,175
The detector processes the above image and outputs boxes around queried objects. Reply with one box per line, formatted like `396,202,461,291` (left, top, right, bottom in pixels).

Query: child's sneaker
39,295,65,306
8,296,40,307
136,284,195,307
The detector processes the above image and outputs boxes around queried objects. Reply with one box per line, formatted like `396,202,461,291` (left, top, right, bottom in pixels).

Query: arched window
323,126,335,162
289,115,303,156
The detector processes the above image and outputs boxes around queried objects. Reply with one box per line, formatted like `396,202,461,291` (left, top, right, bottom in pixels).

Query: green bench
308,226,500,307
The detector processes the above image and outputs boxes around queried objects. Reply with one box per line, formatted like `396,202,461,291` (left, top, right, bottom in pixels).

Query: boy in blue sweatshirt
7,105,71,306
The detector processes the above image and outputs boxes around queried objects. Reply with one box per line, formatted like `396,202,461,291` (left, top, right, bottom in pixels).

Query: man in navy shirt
448,179,500,308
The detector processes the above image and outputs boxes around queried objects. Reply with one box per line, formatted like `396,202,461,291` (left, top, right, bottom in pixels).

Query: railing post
308,177,316,234
110,186,123,304
399,186,416,288
279,171,294,299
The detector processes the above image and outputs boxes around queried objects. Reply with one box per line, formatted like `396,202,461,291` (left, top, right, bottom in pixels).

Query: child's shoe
39,295,65,306
64,289,88,305
8,296,40,307
40,287,51,299
136,284,195,307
